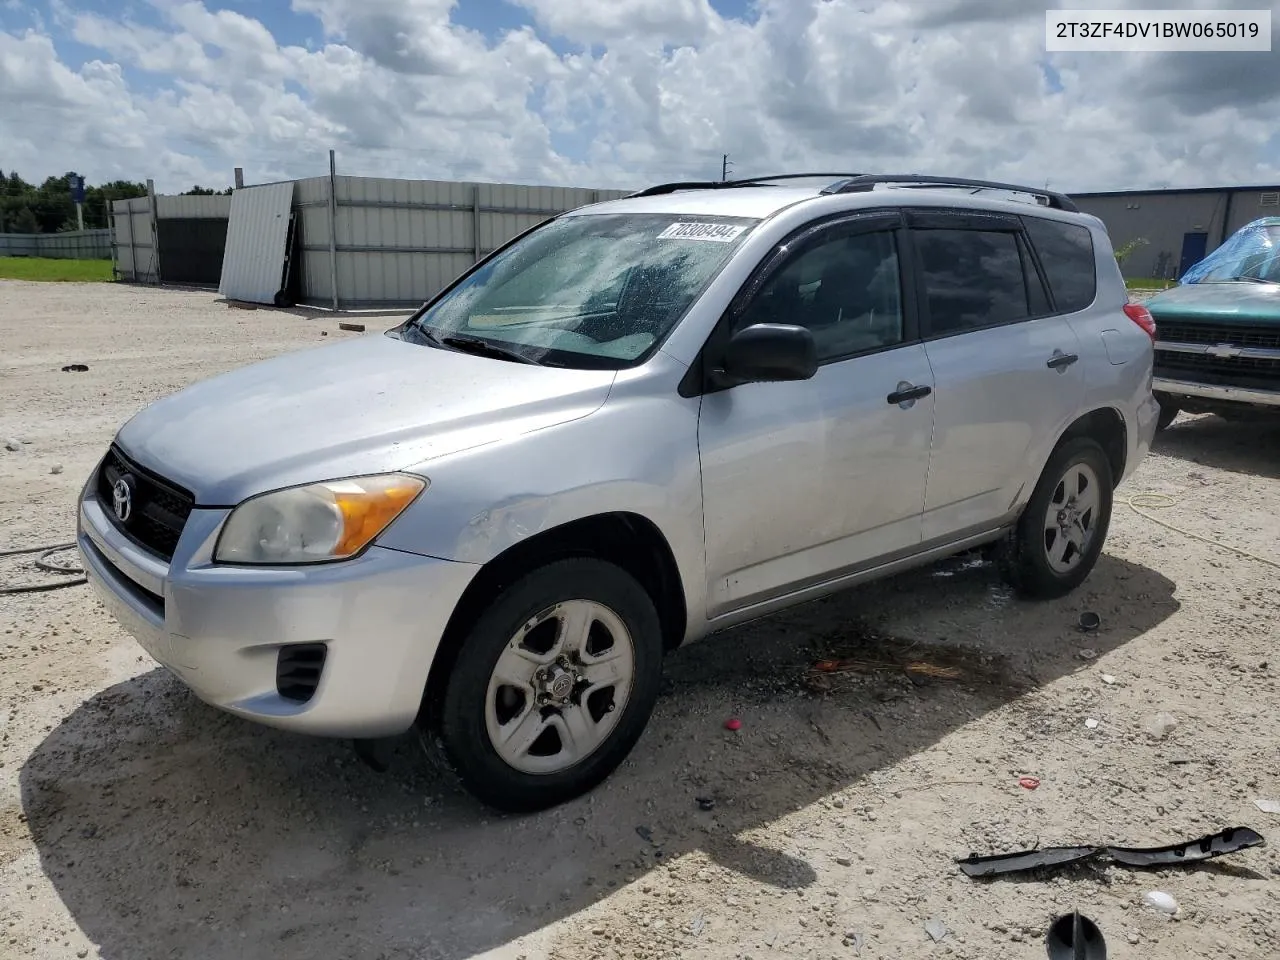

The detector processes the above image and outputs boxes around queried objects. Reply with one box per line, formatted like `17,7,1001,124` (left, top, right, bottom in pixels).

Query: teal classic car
1147,217,1280,430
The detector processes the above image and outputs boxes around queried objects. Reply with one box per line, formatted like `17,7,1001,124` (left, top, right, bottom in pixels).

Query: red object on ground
1019,776,1041,790
724,718,742,732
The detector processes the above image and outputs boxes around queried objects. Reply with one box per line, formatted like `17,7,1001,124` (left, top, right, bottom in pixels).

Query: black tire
1155,399,1180,431
437,558,663,813
999,437,1114,600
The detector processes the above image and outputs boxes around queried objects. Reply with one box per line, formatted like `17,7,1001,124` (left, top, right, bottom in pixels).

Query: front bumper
1153,377,1280,408
78,482,479,738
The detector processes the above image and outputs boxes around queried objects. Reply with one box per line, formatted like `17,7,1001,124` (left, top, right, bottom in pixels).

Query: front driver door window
736,230,905,360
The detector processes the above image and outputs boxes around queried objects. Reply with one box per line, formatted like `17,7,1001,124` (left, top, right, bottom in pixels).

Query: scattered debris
957,826,1265,878
635,825,653,843
4,439,20,452
1145,712,1178,739
1077,648,1099,661
60,363,89,372
959,845,1099,878
1045,911,1107,960
1019,776,1041,790
1078,611,1101,632
813,655,963,681
835,856,853,867
321,330,329,336
1107,826,1265,868
1101,674,1117,685
338,322,366,333
1252,799,1280,815
845,930,865,954
689,913,706,937
923,918,949,942
696,796,715,812
1142,890,1179,915
724,718,742,732
1085,718,1100,729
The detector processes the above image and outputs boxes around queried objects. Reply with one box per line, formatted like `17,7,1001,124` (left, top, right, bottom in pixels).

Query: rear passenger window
1023,217,1097,313
914,229,1029,335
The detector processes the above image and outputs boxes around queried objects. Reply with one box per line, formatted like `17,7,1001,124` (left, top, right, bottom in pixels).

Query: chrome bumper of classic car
1153,377,1280,407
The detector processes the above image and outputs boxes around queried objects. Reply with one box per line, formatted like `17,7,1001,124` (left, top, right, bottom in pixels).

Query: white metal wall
111,197,158,283
218,182,295,304
294,176,630,308
155,195,232,219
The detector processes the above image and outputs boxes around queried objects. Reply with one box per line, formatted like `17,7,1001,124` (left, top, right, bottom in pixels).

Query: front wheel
437,558,663,812
999,437,1114,600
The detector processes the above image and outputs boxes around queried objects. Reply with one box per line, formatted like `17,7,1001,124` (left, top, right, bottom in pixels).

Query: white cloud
512,0,723,46
0,0,1277,193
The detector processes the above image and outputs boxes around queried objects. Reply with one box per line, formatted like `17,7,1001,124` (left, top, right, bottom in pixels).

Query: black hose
0,542,87,594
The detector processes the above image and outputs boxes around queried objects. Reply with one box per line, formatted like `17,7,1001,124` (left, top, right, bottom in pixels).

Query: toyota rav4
78,173,1160,812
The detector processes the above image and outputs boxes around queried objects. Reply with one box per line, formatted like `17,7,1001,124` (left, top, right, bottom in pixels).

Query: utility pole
721,154,734,182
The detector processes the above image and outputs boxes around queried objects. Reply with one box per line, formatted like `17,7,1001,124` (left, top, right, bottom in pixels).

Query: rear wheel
437,558,663,812
999,437,1113,599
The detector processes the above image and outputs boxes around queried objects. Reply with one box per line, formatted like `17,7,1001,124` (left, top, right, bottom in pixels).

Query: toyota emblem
112,476,134,523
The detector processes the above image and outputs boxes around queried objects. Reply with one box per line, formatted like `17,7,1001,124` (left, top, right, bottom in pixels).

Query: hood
1146,281,1280,324
116,333,617,504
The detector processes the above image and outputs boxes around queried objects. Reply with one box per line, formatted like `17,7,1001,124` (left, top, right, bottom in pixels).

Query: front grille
96,446,195,562
276,644,328,703
1155,352,1280,391
1154,319,1280,392
1155,320,1280,350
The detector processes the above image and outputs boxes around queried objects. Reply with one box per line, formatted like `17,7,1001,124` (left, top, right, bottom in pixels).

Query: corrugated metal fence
294,176,631,309
113,194,231,283
0,229,113,259
112,175,630,307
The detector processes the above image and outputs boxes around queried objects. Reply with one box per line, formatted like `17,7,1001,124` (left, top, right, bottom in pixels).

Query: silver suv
78,174,1160,811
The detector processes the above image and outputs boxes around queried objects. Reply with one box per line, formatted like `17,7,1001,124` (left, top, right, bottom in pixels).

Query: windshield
410,213,758,368
1180,217,1280,284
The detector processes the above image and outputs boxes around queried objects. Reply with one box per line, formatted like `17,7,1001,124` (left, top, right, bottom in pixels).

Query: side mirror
718,323,818,384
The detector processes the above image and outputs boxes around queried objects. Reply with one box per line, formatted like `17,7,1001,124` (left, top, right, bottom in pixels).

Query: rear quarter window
1023,217,1097,313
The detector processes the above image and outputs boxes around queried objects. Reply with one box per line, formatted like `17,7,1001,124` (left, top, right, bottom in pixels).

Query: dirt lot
2,280,1279,960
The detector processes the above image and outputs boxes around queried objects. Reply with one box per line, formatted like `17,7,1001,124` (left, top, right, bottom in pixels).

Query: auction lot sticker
1046,9,1271,51
657,222,748,242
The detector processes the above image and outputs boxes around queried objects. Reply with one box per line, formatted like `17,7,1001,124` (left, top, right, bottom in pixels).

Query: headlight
214,474,427,565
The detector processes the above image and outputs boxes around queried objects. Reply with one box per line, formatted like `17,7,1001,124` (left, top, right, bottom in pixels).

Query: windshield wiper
440,334,539,365
1228,275,1277,284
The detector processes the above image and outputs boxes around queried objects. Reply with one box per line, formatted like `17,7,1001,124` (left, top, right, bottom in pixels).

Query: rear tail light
1123,303,1157,341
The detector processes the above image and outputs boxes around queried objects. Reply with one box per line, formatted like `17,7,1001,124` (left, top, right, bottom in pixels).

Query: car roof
568,181,1094,226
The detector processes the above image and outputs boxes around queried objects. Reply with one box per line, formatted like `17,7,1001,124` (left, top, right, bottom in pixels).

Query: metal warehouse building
113,173,628,310
1072,184,1280,281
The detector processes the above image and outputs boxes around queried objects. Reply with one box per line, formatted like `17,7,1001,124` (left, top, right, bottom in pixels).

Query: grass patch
1125,277,1176,291
0,257,114,282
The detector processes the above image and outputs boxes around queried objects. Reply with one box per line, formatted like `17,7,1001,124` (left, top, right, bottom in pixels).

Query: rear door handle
886,383,932,406
1046,352,1079,370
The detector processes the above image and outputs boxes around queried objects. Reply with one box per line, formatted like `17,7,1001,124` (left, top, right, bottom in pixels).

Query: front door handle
1046,351,1079,370
887,382,932,406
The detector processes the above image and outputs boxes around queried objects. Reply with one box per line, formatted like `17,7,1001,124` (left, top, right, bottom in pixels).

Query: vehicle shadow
20,553,1177,960
1155,412,1280,480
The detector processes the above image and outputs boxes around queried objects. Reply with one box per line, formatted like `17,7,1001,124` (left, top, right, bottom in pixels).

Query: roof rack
628,172,866,198
824,174,1079,212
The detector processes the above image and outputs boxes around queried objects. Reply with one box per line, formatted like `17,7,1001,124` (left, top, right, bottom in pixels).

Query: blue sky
1,0,1277,193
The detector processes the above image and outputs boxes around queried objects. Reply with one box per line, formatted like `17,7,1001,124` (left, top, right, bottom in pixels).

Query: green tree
13,207,40,233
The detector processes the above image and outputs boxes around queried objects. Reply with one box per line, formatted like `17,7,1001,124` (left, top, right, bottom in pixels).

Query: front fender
377,370,708,636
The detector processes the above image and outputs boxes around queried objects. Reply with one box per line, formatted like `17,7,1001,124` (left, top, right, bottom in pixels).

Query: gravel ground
2,279,1279,960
